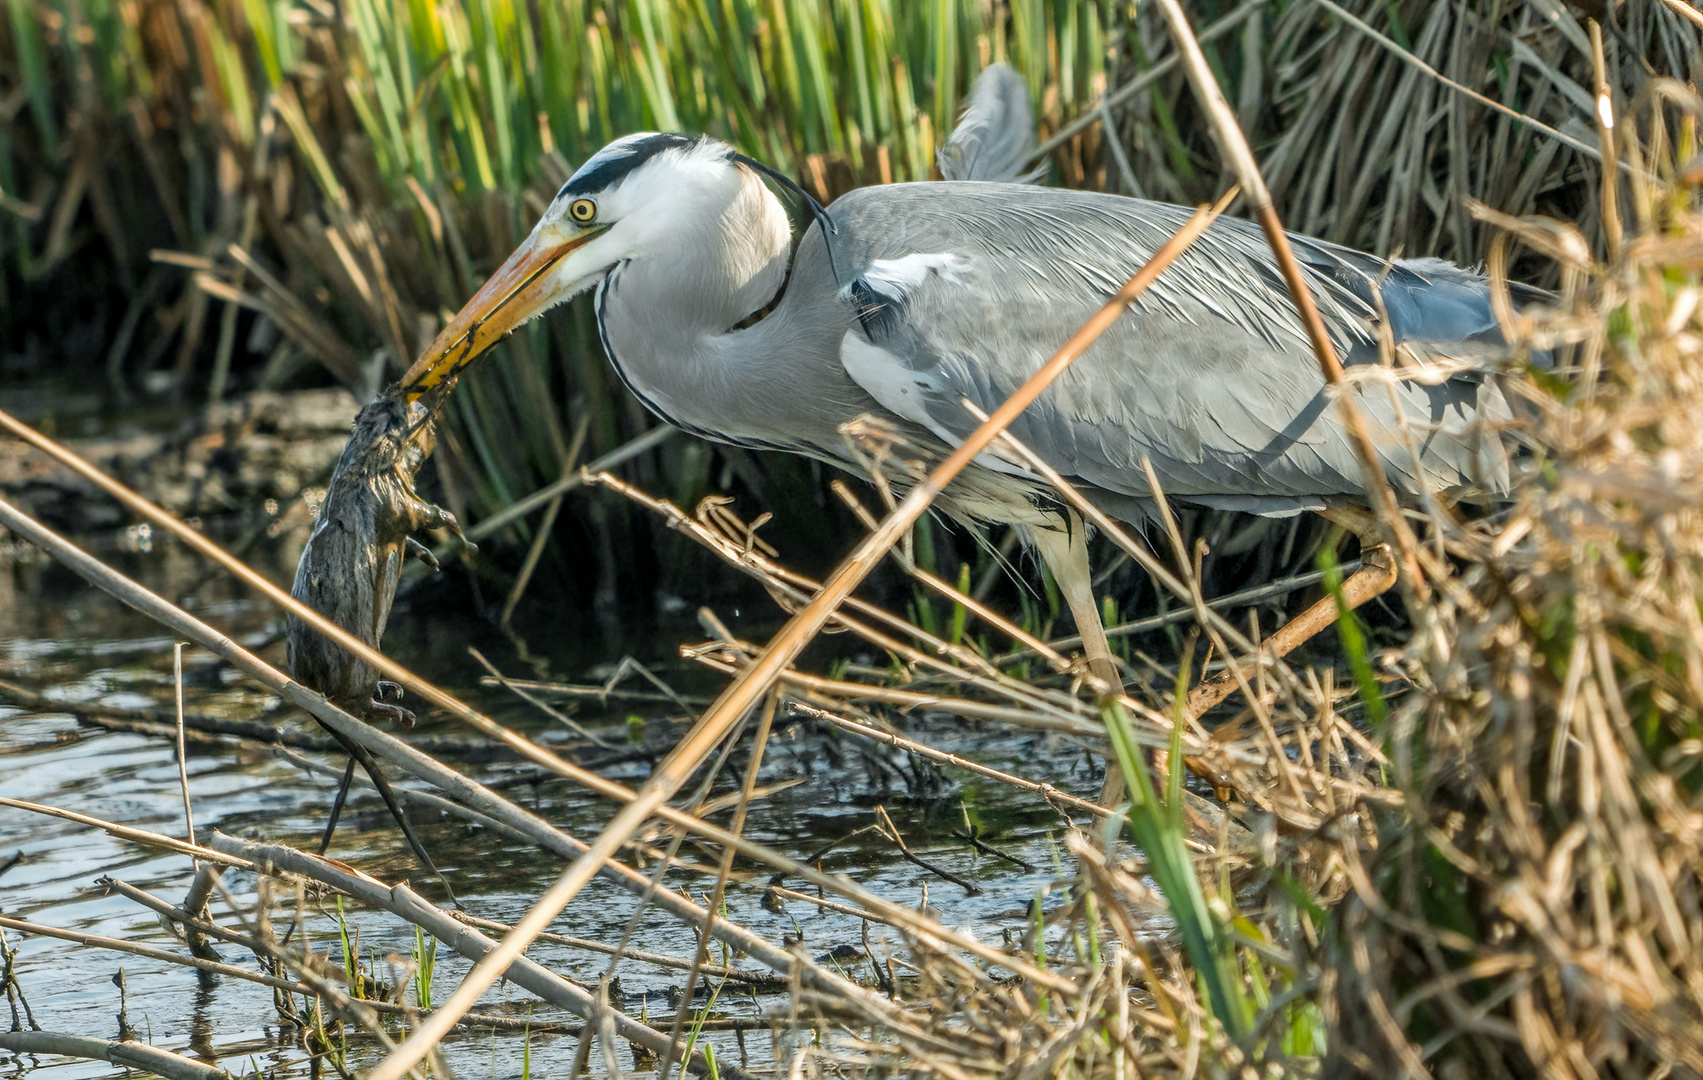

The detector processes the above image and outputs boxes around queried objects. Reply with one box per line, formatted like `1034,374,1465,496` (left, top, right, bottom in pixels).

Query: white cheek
545,234,619,299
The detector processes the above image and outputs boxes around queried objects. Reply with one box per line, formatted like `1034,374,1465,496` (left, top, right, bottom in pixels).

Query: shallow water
0,522,1107,1078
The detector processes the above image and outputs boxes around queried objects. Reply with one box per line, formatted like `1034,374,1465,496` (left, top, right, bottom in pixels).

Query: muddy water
0,522,1107,1078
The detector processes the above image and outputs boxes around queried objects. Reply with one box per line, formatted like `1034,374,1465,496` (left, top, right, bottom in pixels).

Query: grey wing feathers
830,182,1523,513
937,65,1045,184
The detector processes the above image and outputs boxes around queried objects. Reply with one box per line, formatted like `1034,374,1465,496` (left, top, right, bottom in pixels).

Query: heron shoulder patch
859,252,972,296
843,252,972,340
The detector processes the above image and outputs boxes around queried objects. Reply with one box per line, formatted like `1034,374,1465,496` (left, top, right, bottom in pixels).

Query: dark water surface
0,523,1108,1078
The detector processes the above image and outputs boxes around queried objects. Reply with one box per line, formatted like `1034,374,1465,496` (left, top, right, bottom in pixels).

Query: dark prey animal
287,389,472,897
288,392,470,721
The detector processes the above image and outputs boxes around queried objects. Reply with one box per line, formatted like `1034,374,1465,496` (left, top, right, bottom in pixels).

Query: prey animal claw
404,536,441,571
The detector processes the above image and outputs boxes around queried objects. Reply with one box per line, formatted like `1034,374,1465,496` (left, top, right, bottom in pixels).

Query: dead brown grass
1320,83,1703,1078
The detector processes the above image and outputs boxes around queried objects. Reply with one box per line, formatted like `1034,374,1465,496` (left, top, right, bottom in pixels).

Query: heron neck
595,181,800,439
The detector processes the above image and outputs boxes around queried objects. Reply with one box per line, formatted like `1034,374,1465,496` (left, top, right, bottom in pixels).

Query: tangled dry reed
1323,90,1703,1077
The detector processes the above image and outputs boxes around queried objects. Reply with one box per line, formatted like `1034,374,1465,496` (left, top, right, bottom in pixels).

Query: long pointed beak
398,225,607,399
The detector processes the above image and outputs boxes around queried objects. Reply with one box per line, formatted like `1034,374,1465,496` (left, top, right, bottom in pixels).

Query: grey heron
399,70,1536,702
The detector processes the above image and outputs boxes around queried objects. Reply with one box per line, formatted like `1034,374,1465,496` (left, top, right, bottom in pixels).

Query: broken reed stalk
0,500,1040,1034
0,913,358,1001
363,189,1240,1080
656,690,780,1080
1151,0,1425,594
0,1031,235,1080
0,797,256,871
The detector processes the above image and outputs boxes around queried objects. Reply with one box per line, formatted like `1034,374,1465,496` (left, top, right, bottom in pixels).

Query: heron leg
1183,541,1399,721
1027,513,1120,690
1027,514,1127,808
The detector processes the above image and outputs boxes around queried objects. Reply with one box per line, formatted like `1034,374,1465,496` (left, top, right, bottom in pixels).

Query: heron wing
829,183,1518,513
938,65,1045,184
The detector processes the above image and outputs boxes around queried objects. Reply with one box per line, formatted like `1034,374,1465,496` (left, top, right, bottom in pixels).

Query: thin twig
873,805,982,896
465,424,675,542
0,797,254,870
660,690,781,1080
499,413,589,624
173,642,196,859
468,647,623,750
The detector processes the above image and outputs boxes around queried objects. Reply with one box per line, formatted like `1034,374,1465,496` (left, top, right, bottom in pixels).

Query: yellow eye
568,198,597,223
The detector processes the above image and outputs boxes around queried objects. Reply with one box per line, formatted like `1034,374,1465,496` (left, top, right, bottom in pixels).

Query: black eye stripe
560,133,701,198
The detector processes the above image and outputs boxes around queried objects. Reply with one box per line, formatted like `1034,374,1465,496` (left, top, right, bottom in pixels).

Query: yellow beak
398,225,608,399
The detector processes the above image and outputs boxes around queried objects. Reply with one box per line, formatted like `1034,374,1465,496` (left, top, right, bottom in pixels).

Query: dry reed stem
0,914,383,1014
0,797,256,871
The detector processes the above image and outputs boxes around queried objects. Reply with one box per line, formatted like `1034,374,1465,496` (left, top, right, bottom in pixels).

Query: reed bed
6,0,1692,583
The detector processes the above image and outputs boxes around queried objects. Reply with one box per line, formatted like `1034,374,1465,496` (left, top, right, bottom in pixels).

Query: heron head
399,132,786,398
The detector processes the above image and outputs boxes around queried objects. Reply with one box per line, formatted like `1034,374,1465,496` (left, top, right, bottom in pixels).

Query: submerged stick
0,1031,235,1080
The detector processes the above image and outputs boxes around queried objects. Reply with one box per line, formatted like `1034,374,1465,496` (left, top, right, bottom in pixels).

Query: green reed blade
7,0,59,156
